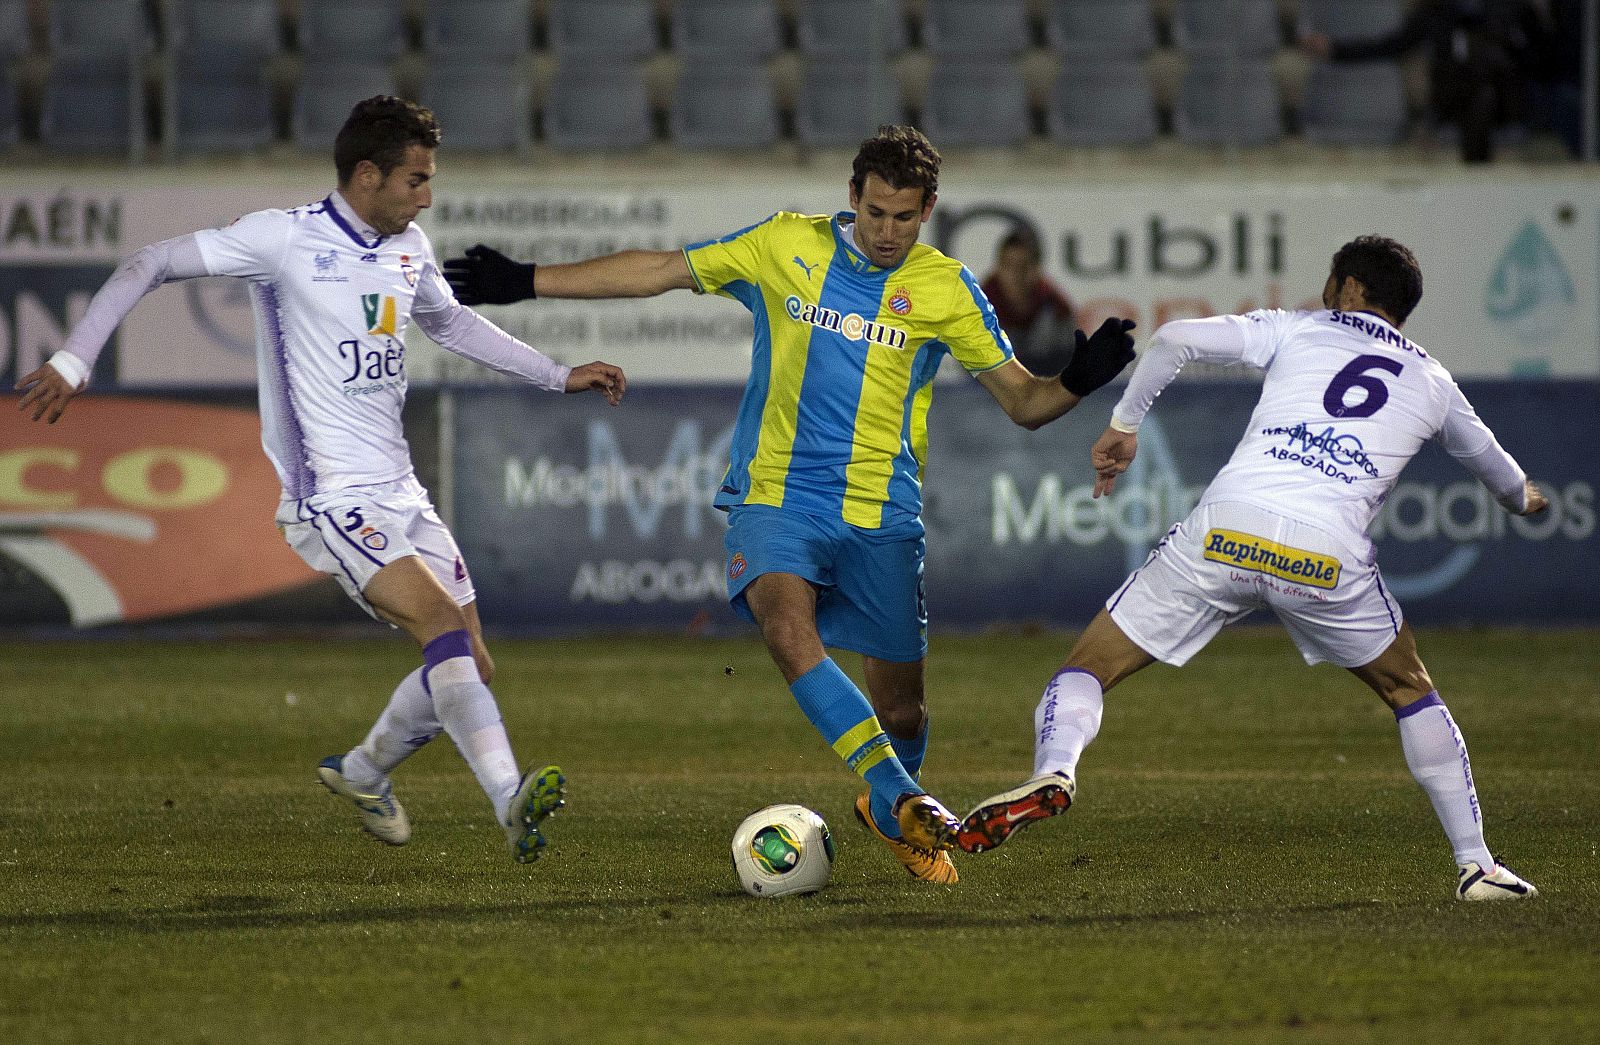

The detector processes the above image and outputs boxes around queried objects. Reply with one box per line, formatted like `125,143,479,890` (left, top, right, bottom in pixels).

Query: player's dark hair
334,96,442,186
1330,235,1423,325
851,125,941,204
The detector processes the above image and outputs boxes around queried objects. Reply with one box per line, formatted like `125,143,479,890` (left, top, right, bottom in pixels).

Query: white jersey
1113,308,1527,541
195,194,444,497
55,191,570,501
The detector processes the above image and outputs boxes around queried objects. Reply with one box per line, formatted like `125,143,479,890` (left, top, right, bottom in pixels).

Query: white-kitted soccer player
958,235,1545,902
14,96,627,864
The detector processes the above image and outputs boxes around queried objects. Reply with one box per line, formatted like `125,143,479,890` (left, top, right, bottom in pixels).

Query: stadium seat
419,66,531,152
293,63,400,150
1297,0,1404,39
795,57,904,148
1300,62,1408,146
0,0,30,60
669,63,779,150
49,0,152,54
166,47,274,154
921,59,1031,147
298,0,407,61
1172,0,1281,56
668,0,782,62
547,0,657,59
169,0,280,55
1046,58,1158,147
795,0,908,56
921,0,1031,58
1175,61,1282,146
422,0,531,61
40,52,142,153
0,72,18,148
1045,0,1157,58
544,63,654,151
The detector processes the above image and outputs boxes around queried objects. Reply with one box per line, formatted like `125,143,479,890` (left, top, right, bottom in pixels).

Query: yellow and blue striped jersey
684,211,1013,531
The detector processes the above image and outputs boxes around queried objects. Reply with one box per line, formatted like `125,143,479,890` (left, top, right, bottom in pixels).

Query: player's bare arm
1519,479,1549,516
14,363,82,425
566,361,627,405
443,244,694,303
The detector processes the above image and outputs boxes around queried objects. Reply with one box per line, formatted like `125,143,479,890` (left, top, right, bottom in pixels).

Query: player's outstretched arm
1090,428,1138,499
443,244,694,303
978,317,1136,430
566,361,627,406
15,364,82,424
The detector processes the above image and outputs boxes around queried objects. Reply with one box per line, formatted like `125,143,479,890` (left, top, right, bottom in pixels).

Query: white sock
1034,668,1104,779
343,667,440,786
1396,693,1494,869
427,656,522,824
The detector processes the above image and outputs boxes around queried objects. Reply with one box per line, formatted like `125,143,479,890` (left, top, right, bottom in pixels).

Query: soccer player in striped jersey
15,97,627,865
444,126,1136,883
959,236,1545,902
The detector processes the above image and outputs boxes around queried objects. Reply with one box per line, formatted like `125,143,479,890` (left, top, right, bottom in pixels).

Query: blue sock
790,658,921,838
894,716,930,783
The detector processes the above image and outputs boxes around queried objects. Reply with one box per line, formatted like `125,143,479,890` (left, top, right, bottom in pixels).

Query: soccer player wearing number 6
14,97,628,865
959,236,1545,902
443,126,1136,883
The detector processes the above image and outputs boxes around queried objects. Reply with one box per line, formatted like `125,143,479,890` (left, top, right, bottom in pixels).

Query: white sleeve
1436,381,1528,512
191,208,293,279
412,255,571,392
49,233,212,387
1110,311,1284,431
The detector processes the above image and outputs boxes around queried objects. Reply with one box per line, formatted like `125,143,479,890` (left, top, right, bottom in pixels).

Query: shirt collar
324,190,386,249
832,211,904,275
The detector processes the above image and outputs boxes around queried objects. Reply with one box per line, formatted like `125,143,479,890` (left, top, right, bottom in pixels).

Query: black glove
441,244,536,306
1059,317,1137,396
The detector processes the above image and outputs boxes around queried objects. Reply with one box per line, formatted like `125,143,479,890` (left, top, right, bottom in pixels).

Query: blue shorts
724,504,927,662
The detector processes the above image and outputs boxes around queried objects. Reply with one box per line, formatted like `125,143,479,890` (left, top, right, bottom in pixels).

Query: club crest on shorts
361,529,389,551
728,552,747,581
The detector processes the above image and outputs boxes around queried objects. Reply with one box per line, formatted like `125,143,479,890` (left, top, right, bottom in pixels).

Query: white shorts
1106,500,1402,668
277,474,474,621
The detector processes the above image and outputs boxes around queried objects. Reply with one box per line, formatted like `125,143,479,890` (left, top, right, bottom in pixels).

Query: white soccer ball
730,803,836,898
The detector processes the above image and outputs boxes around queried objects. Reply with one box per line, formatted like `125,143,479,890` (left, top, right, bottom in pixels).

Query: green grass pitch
2,628,1596,1044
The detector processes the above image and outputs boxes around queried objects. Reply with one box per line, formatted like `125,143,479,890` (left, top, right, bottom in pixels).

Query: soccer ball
730,803,836,898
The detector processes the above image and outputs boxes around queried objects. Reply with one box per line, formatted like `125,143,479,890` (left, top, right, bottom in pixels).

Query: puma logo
792,256,818,279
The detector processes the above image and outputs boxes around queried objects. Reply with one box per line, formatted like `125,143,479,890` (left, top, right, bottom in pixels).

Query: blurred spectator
1300,0,1535,163
980,227,1077,378
1522,0,1588,157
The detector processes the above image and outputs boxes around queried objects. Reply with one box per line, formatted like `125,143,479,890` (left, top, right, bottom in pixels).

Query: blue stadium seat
293,63,400,150
1045,0,1157,58
922,0,1030,58
1172,0,1281,56
669,0,782,61
795,0,908,56
41,52,142,153
1046,58,1158,146
0,72,18,148
1297,0,1404,39
795,57,904,148
1175,60,1283,146
669,63,779,150
544,63,654,151
49,0,152,54
170,0,280,56
298,0,407,61
547,0,657,59
419,66,531,152
422,0,530,61
167,47,274,154
921,58,1031,147
1300,62,1408,146
0,0,31,60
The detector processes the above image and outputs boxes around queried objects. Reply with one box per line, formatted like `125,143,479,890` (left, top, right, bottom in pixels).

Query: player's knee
876,701,925,740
